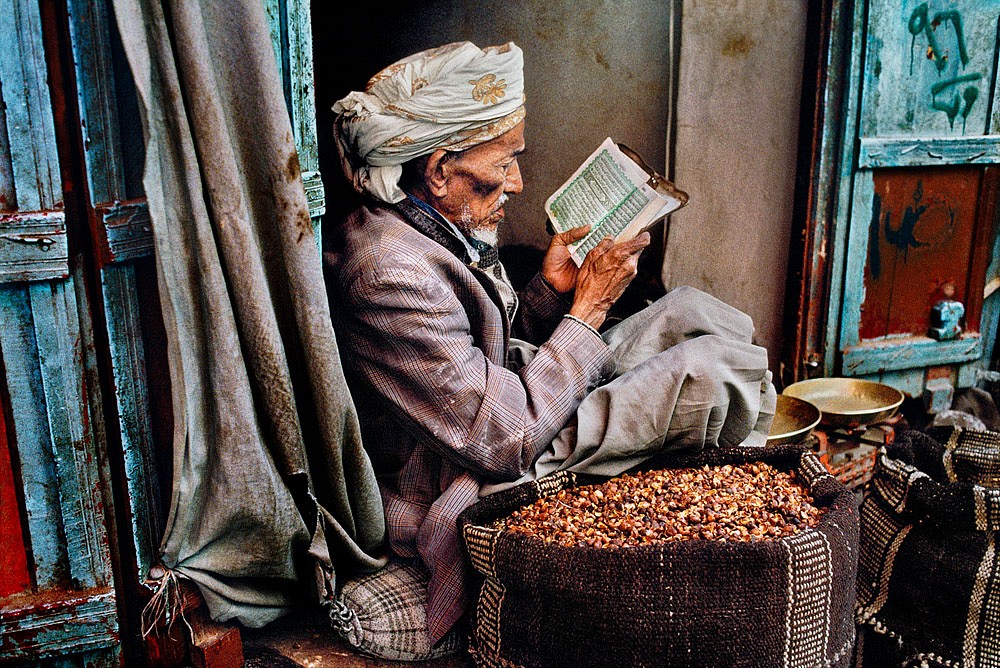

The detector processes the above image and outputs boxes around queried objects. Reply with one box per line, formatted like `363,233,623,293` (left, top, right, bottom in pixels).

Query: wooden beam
842,333,982,376
859,135,1000,169
0,211,69,282
0,588,118,662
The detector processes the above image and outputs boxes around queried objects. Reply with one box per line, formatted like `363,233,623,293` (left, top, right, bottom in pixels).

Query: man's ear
423,149,452,198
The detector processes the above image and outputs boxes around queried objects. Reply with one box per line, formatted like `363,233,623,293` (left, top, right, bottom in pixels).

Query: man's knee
657,286,755,343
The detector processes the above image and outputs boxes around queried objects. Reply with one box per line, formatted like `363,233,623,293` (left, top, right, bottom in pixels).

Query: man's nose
504,159,523,194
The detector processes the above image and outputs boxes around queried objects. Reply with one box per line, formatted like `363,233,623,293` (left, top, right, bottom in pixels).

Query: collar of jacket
394,196,478,265
392,196,513,348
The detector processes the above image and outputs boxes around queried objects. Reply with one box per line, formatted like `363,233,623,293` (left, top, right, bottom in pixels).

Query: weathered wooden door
787,0,1000,399
263,0,326,239
1,0,325,664
0,1,120,664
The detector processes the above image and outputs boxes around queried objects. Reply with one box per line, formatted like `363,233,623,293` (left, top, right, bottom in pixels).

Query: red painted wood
965,166,1000,333
0,385,32,597
861,166,984,341
191,625,243,668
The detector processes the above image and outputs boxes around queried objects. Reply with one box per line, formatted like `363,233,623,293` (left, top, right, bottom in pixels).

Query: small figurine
928,299,964,340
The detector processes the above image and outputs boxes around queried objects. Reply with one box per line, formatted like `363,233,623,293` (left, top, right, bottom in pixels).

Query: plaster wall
664,0,808,374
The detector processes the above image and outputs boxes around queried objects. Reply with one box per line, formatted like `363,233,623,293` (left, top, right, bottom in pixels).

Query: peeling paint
0,588,118,661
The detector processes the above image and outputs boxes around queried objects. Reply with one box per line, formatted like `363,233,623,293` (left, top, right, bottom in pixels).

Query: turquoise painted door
789,0,1000,398
0,0,325,663
263,0,327,234
0,0,120,664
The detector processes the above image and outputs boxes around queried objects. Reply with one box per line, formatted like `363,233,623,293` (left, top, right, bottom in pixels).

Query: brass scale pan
767,378,904,444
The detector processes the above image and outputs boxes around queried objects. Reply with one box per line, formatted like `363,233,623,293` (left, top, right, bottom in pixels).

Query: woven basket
459,445,859,668
854,427,1000,667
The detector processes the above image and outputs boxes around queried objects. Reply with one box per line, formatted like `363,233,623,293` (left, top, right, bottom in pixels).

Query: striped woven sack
327,559,463,661
459,445,859,668
854,427,1000,667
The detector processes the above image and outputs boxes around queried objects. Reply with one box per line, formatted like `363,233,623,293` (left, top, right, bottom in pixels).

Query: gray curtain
112,0,386,626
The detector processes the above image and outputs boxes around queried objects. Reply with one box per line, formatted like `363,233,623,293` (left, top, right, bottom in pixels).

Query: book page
546,139,651,240
545,137,661,264
545,137,687,264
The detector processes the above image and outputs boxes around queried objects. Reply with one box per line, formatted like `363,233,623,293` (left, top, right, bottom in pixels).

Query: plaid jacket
324,200,611,643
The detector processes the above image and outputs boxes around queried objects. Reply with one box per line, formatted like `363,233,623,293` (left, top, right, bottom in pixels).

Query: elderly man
326,41,774,649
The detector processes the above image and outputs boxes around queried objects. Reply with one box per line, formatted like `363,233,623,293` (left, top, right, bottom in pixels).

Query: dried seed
499,462,824,548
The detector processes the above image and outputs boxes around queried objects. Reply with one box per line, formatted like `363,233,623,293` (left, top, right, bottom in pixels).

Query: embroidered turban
332,41,526,203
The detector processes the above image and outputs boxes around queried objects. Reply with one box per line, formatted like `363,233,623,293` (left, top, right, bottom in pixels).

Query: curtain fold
112,0,386,627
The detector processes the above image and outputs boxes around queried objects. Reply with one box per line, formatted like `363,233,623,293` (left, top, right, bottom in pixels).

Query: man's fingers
620,231,651,254
554,224,591,244
576,236,612,272
601,234,648,264
588,236,615,257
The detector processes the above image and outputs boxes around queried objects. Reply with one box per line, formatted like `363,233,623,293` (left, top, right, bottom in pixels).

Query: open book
545,138,689,265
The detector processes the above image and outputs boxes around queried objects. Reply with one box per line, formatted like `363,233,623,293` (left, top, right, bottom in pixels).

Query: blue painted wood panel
840,170,875,361
30,277,113,589
286,0,318,174
65,0,125,205
0,76,15,211
99,264,161,578
0,1,119,665
0,0,62,211
65,0,162,588
831,0,1000,389
0,284,69,588
862,0,999,138
263,0,324,248
818,0,871,378
0,277,115,591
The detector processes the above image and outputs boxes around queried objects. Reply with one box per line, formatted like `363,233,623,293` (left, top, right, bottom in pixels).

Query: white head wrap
332,41,525,203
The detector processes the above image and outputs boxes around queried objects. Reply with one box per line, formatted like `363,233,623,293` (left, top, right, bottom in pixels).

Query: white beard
469,226,500,247
457,193,507,247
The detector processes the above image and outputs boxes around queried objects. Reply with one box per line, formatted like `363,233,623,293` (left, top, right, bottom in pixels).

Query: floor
241,612,474,668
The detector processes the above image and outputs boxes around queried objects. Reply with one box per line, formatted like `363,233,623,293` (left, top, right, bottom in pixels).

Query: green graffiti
930,73,982,129
909,4,969,72
907,3,979,130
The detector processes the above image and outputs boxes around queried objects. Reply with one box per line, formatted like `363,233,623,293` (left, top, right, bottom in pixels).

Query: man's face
439,121,525,238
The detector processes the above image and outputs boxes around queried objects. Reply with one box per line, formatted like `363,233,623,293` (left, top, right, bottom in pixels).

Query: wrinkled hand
569,232,651,330
541,224,591,294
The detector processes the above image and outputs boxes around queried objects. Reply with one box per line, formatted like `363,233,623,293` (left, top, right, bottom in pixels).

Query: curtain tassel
141,567,196,640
